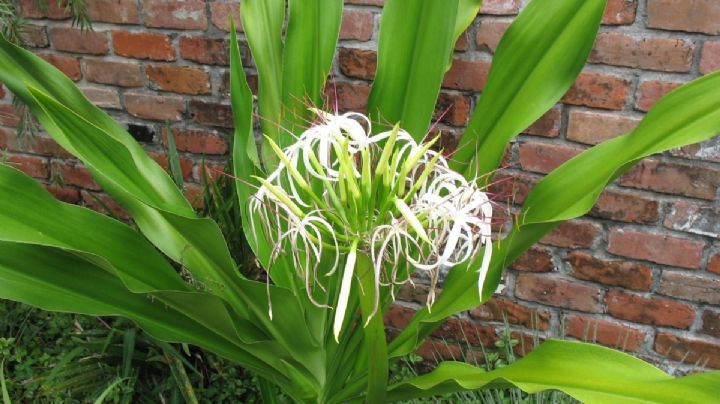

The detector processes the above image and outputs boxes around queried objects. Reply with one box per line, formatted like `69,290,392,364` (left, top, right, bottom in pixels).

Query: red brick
518,142,583,174
324,81,371,113
416,339,463,362
511,331,543,357
654,333,720,369
0,83,4,99
52,161,101,190
608,228,705,269
589,32,694,73
189,100,234,128
434,93,471,127
567,252,653,291
87,0,139,24
709,253,720,275
480,0,520,15
700,41,720,75
46,185,81,204
442,59,491,91
148,151,194,181
647,0,720,35
143,0,207,30
619,159,720,200
113,31,175,61
602,0,637,25
20,24,49,48
209,2,242,32
183,183,204,210
664,201,720,238
338,47,376,80
454,30,470,52
125,93,185,121
635,80,682,112
432,318,497,346
81,87,121,110
49,27,109,55
81,190,129,220
476,19,510,53
146,65,210,95
162,128,228,155
0,104,20,127
384,303,415,329
701,310,720,338
515,274,602,312
589,189,660,224
563,72,630,110
340,10,374,41
541,220,600,249
38,53,81,81
566,110,640,145
18,0,70,19
658,272,720,305
564,314,646,352
0,131,70,158
488,172,535,205
523,107,561,138
606,290,695,329
6,154,48,179
180,37,230,66
345,0,383,5
84,59,143,87
395,283,431,306
220,72,258,97
510,246,554,273
470,297,551,331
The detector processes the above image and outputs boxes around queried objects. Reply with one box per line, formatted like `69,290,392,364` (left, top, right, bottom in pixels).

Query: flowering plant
0,0,719,402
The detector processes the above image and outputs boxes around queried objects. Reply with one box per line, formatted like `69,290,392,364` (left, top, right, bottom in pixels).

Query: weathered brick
654,333,720,368
454,30,470,52
189,100,234,128
589,32,694,72
523,107,561,138
589,189,660,224
488,171,535,205
146,65,210,95
480,0,520,15
606,290,695,329
384,304,415,329
0,131,70,158
162,128,228,155
52,161,101,190
18,0,70,19
0,83,4,99
338,47,376,80
709,253,720,275
85,59,143,87
87,0,139,24
510,247,554,273
148,151,194,181
602,0,637,25
125,93,185,121
476,19,510,53
220,72,258,97
345,0,383,5
701,310,720,338
608,228,706,269
81,190,129,220
432,318,497,346
396,283,431,306
324,81,371,113
113,31,175,61
658,272,720,305
563,72,630,110
541,220,600,249
180,37,230,66
209,2,242,32
6,154,49,179
671,137,720,163
470,297,551,331
516,274,602,312
619,159,720,200
518,142,583,174
38,53,81,81
20,24,49,48
567,252,653,291
635,80,682,112
81,87,121,110
46,185,81,204
416,339,463,362
340,10,374,41
564,314,646,352
182,183,204,210
0,104,20,127
700,41,720,75
143,0,207,30
566,110,640,145
49,27,109,55
442,59,491,91
647,0,720,35
434,93,471,127
664,201,720,238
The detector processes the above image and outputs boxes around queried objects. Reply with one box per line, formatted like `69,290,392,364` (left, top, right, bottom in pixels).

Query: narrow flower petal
333,240,359,343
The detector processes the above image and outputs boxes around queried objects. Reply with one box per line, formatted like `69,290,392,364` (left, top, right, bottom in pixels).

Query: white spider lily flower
250,109,493,338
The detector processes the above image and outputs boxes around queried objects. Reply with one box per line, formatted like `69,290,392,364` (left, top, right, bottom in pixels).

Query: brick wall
1,0,719,372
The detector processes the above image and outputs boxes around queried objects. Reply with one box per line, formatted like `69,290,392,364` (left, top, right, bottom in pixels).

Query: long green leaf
0,360,9,404
451,0,606,178
368,0,463,140
386,340,720,403
282,0,342,133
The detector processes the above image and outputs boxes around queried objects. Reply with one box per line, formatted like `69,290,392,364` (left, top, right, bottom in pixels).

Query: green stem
355,252,388,403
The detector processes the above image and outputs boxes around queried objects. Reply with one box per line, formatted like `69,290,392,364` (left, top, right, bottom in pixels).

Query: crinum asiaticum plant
0,0,719,402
